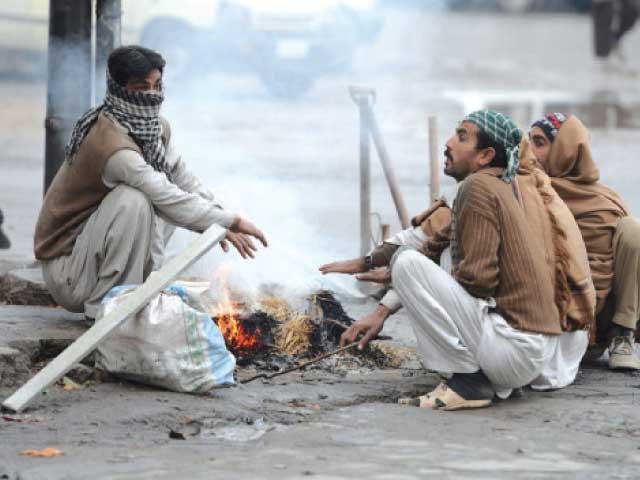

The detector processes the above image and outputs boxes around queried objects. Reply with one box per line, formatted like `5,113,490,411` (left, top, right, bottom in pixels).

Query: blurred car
446,0,591,12
0,0,383,98
0,0,48,78
138,0,384,97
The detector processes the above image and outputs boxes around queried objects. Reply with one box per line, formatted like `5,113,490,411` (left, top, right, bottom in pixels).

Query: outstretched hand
227,216,268,256
319,257,366,275
356,267,391,284
340,306,390,350
220,231,260,259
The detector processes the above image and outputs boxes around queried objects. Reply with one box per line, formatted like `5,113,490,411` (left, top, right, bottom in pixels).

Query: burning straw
260,297,314,356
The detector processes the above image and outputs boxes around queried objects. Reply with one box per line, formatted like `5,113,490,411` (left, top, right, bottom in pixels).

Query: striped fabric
464,110,522,184
446,168,561,335
65,74,170,180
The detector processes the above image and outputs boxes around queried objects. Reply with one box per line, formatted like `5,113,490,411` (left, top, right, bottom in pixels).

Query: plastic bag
95,283,235,393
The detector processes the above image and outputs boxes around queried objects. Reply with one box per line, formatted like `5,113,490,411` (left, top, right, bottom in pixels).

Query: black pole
95,0,121,100
44,0,93,194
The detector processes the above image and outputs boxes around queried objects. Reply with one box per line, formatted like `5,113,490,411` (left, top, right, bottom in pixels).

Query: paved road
2,8,640,479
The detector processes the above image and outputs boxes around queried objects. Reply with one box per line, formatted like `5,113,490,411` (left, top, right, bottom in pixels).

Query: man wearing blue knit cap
340,110,565,410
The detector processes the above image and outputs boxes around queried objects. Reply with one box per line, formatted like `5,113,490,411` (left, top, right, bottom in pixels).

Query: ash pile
201,287,414,382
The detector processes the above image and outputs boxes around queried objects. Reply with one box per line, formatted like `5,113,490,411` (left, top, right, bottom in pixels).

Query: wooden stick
364,102,411,229
240,342,359,384
2,224,228,413
351,89,374,257
381,224,390,241
428,115,441,204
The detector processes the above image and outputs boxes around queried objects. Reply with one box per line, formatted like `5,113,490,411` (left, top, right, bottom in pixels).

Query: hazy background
1,0,639,297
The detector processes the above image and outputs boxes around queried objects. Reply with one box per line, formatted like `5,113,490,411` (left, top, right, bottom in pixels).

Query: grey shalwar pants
42,185,173,319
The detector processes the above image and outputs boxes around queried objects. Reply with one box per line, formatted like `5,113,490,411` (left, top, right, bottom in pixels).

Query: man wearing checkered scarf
340,110,571,410
35,46,267,322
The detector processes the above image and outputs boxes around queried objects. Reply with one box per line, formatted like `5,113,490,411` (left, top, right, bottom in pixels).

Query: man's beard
444,148,467,183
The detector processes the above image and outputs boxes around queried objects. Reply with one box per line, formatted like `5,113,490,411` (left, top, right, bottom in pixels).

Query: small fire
212,266,262,355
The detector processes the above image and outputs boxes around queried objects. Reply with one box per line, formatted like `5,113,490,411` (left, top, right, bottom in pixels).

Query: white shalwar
377,226,428,313
391,249,565,392
530,329,588,391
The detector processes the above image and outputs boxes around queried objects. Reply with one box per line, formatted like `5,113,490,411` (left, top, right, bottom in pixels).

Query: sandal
398,383,447,408
432,384,492,411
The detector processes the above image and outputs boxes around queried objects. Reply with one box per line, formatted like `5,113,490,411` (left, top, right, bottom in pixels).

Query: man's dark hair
476,128,508,169
108,46,166,86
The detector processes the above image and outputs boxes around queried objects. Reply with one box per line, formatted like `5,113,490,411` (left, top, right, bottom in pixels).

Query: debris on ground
0,268,55,306
2,414,44,423
168,418,202,440
19,448,63,458
61,376,82,392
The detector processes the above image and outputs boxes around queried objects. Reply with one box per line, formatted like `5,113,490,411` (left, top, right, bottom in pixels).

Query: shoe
432,383,492,411
398,382,492,410
398,383,447,408
608,335,640,370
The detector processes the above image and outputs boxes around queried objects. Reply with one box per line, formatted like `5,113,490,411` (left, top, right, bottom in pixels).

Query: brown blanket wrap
545,116,628,319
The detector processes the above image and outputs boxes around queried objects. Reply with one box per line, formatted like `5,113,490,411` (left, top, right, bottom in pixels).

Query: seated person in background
530,113,640,370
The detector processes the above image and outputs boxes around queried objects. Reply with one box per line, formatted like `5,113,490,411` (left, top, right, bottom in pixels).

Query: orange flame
212,265,262,355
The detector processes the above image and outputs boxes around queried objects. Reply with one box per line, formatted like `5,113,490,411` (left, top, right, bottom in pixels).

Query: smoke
21,1,635,296
155,1,457,300
164,174,371,300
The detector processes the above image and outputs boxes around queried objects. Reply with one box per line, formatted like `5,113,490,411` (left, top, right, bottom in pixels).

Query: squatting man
321,110,591,410
34,46,267,322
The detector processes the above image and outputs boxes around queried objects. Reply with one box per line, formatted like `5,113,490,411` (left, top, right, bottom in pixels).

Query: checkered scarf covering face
65,74,170,179
464,110,523,184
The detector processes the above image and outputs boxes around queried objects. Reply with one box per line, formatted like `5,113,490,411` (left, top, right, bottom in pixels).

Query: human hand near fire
355,267,390,284
226,216,268,258
340,305,390,350
319,257,366,275
220,231,260,259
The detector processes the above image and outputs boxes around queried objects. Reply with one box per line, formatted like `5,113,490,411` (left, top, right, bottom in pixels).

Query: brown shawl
518,138,596,332
545,116,629,315
411,198,452,237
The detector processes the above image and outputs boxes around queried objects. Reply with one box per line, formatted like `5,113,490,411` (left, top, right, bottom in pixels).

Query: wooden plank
2,224,227,413
365,102,411,229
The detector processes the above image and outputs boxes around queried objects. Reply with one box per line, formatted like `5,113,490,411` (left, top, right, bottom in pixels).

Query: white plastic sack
95,284,236,393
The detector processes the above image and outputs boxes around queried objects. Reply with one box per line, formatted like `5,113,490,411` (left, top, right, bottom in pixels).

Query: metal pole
95,0,121,100
348,87,374,256
44,0,93,193
365,102,411,229
358,98,373,256
349,87,375,256
428,115,440,203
